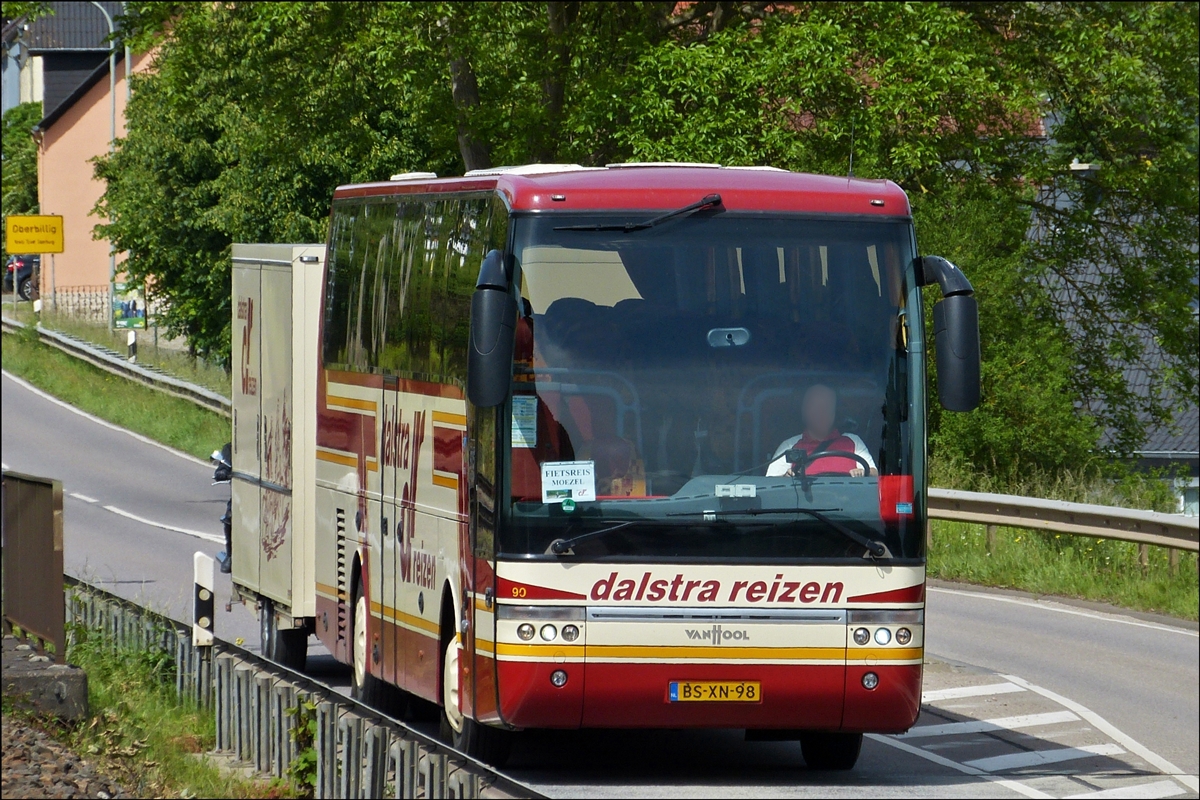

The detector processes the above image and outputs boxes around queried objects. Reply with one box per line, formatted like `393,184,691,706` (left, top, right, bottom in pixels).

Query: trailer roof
332,164,911,217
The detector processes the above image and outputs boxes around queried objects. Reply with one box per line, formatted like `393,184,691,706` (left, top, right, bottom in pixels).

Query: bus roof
332,164,911,217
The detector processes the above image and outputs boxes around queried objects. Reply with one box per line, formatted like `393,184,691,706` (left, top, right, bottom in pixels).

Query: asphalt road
3,368,1197,798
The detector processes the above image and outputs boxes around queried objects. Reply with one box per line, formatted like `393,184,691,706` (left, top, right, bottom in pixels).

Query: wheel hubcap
354,594,368,690
443,638,464,734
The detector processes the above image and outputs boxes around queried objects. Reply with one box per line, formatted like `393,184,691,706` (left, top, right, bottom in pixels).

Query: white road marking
922,682,1026,703
69,492,98,503
930,587,1199,638
102,504,223,544
964,743,1125,772
902,711,1079,738
1002,674,1200,792
867,734,1054,798
1,370,211,467
1063,779,1187,799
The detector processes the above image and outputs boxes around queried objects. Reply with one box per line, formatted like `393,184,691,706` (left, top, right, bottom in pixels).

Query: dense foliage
1,101,42,251
83,1,1196,475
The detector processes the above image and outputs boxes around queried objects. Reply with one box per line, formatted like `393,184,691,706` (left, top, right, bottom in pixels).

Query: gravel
1,715,127,799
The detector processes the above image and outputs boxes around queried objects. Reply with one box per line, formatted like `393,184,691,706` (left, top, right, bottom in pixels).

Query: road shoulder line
1,369,211,468
102,504,223,544
929,586,1198,638
1000,673,1199,793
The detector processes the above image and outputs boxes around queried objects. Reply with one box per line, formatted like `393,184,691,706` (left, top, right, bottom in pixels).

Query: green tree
1,102,41,252
95,2,434,360
96,1,1197,473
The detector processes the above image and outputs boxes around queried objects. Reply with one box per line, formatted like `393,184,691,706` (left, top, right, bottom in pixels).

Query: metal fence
928,487,1199,571
2,470,66,659
63,576,541,799
928,487,1199,550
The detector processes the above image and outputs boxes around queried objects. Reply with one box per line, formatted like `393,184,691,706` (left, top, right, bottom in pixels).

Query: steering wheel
785,448,874,477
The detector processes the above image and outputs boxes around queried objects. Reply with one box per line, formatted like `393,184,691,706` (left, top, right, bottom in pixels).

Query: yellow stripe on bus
432,411,467,427
847,647,923,662
316,450,357,468
493,643,921,662
315,582,345,601
495,643,587,659
582,644,847,661
316,450,378,472
432,473,459,490
370,600,440,635
327,395,378,413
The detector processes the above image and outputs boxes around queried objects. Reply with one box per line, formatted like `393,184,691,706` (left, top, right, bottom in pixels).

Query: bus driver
766,384,878,478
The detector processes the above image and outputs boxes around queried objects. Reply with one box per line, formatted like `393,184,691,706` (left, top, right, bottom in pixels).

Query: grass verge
4,619,294,799
4,301,231,396
2,325,229,461
928,520,1198,620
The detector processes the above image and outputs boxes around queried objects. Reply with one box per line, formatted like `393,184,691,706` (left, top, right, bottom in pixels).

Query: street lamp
90,1,117,332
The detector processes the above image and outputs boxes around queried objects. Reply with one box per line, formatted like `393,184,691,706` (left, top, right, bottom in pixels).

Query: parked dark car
4,254,39,301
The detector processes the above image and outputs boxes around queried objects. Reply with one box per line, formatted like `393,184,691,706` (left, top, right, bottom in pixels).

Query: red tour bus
312,163,980,767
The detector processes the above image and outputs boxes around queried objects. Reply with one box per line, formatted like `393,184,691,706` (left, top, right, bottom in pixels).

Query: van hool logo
685,625,750,644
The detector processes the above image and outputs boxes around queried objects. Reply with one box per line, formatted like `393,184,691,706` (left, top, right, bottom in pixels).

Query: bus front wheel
800,732,863,770
439,637,511,765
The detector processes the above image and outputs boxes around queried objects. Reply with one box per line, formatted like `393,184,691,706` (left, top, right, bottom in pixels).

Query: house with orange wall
33,49,152,303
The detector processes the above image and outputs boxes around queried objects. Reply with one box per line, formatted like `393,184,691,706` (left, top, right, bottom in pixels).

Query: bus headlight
862,672,879,690
896,627,912,645
874,628,892,645
517,623,535,641
540,624,558,641
853,627,870,645
561,624,580,642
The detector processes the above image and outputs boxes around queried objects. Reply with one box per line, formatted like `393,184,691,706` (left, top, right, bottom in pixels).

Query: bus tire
800,732,863,770
351,584,389,708
439,636,511,765
260,599,307,672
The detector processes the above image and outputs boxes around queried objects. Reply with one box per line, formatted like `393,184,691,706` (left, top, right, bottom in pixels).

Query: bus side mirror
920,256,981,412
467,250,517,408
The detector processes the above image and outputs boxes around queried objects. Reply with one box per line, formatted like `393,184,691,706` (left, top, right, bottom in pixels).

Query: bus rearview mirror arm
919,256,981,412
467,250,518,408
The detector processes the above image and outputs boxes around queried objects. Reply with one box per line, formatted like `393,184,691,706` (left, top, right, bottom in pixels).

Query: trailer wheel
800,732,863,770
351,584,389,708
260,599,307,672
439,636,512,764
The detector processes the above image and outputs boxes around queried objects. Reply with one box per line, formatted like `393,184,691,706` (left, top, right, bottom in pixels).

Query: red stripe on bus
433,425,463,476
497,578,587,602
845,583,925,604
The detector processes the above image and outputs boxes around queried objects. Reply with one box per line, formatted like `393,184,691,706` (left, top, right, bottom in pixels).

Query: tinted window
323,193,508,386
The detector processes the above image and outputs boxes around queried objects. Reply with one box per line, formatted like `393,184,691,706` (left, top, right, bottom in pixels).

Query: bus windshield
500,212,923,563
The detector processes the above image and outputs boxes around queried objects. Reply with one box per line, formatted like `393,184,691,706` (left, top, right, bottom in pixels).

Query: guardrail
64,576,541,799
1,315,231,417
928,487,1198,552
2,470,66,660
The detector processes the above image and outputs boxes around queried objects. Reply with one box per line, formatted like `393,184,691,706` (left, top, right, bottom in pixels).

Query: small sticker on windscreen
511,395,537,448
542,461,596,504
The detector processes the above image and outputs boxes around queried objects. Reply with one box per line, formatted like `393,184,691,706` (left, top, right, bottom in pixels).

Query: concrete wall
36,51,151,292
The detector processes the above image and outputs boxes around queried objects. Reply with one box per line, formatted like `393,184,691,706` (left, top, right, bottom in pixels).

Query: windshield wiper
668,507,889,558
553,193,722,232
547,517,717,555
